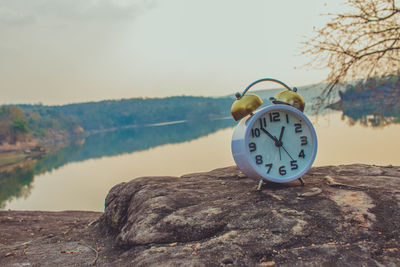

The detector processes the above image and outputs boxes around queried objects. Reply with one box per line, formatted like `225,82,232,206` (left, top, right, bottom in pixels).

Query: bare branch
301,0,400,99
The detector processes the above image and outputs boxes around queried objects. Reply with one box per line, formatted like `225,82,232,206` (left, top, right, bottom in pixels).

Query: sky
0,0,347,105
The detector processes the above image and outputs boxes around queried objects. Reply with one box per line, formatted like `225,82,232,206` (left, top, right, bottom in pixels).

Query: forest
0,96,233,144
47,96,233,131
0,105,81,145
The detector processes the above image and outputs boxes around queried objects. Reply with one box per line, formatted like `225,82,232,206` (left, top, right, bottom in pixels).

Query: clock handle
231,78,302,121
236,78,296,100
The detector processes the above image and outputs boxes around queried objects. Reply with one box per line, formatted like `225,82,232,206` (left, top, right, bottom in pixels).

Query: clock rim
234,104,318,183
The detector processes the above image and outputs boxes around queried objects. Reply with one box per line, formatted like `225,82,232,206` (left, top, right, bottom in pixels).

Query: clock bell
231,78,305,121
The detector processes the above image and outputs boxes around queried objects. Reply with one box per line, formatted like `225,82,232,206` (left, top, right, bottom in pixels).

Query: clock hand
260,127,280,146
276,127,285,159
277,127,285,161
278,126,285,142
260,125,286,161
279,147,282,160
281,145,294,161
277,126,293,160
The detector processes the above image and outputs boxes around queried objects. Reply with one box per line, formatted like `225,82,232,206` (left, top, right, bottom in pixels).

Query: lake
2,101,400,211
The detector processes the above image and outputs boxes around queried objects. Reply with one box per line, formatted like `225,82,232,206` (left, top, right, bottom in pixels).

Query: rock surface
1,164,400,266
99,164,400,266
0,211,103,267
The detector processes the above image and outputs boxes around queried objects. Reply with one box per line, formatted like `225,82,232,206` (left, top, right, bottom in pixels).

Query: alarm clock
231,78,317,187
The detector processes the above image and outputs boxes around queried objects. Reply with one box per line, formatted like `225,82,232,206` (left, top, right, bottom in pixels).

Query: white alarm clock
231,78,317,186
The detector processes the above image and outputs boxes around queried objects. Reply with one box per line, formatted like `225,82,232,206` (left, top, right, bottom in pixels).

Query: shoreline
0,141,45,169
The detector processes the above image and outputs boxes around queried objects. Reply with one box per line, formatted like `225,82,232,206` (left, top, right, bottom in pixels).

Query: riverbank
0,135,78,169
0,141,46,168
1,164,399,266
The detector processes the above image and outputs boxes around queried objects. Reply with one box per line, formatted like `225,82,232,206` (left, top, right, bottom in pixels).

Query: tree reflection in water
0,161,35,209
0,118,235,208
327,77,400,128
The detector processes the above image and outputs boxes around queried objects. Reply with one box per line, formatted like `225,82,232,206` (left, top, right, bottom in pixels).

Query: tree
10,120,30,144
302,0,400,98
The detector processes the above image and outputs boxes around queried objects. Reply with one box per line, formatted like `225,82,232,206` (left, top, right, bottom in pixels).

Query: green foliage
21,96,233,132
24,107,79,137
0,104,82,143
12,120,29,133
0,106,29,144
10,119,29,144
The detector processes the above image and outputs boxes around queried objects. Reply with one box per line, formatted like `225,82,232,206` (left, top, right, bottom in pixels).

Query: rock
298,187,322,197
98,164,400,266
0,211,102,267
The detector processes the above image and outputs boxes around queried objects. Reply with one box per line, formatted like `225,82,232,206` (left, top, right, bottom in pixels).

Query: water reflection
65,118,235,163
0,161,35,209
0,118,235,208
327,80,400,128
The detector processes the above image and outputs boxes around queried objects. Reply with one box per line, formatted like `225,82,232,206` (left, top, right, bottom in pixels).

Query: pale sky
0,0,346,105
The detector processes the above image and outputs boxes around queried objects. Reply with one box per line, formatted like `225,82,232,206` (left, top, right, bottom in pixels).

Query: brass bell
273,90,305,112
231,78,305,121
231,94,263,121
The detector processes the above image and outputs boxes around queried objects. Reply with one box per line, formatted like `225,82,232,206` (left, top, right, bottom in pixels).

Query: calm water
2,108,400,211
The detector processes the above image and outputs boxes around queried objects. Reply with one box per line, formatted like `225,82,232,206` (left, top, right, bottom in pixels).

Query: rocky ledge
1,164,400,266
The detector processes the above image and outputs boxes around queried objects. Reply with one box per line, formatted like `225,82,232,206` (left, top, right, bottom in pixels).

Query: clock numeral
298,149,305,158
300,136,308,146
286,114,289,124
269,112,280,122
294,123,302,133
265,163,272,174
279,166,287,175
251,128,261,138
249,142,256,152
259,118,267,128
290,160,298,170
255,155,263,165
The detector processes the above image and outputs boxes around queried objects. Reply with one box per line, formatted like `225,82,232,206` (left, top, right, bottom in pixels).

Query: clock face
246,107,316,182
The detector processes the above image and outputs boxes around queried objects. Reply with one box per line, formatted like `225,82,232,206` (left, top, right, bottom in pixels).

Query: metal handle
235,78,296,99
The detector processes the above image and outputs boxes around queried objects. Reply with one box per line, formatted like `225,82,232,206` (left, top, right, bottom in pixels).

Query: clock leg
257,179,264,191
298,177,305,186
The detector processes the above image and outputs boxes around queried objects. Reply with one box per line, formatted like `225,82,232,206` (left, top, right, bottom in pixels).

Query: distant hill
19,96,234,132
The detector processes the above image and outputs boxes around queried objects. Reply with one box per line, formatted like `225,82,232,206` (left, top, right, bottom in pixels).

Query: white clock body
231,104,317,183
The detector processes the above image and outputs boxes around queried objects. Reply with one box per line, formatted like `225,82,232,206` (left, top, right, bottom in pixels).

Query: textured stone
99,164,400,266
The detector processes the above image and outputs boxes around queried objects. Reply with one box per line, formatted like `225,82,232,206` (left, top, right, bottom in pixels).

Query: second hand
281,145,294,161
